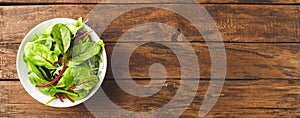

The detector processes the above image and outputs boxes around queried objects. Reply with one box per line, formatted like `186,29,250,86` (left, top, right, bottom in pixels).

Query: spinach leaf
70,89,89,101
60,25,71,53
66,60,81,67
86,56,99,75
72,66,91,81
71,41,101,63
51,24,72,53
53,43,62,56
79,36,90,44
51,24,64,53
56,65,91,88
44,39,52,49
72,75,99,99
56,67,75,88
77,90,89,100
33,36,53,49
73,75,99,91
24,42,58,69
29,72,57,96
29,72,78,97
41,34,53,49
24,56,45,79
39,66,53,81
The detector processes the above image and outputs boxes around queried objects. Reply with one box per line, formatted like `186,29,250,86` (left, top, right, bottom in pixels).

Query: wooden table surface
1,0,300,117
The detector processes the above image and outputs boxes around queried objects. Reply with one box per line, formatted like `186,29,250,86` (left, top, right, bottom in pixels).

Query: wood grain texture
0,1,299,117
1,79,300,117
1,43,300,80
0,0,299,4
0,4,299,44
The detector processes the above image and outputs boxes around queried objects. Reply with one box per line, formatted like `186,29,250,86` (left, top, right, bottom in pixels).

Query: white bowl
16,18,107,107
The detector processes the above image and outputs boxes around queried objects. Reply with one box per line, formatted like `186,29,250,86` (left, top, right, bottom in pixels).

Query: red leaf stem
63,94,74,103
36,60,67,88
73,30,94,43
56,94,64,102
67,86,76,91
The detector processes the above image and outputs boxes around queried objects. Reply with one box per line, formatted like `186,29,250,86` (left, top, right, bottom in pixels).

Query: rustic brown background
0,0,300,117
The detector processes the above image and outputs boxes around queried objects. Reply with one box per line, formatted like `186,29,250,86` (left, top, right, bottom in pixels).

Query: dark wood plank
0,0,299,4
1,43,300,80
1,4,299,44
1,79,300,117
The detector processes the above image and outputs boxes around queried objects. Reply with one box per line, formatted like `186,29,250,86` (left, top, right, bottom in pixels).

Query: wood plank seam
2,80,300,117
2,43,300,80
0,0,299,5
1,5,299,44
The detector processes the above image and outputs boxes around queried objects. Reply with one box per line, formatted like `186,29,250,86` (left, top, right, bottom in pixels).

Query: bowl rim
16,18,107,107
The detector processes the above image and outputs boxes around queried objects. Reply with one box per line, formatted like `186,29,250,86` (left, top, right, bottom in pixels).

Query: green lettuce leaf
24,42,57,69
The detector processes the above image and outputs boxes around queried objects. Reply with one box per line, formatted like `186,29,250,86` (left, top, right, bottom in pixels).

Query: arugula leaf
66,17,83,37
76,17,83,27
24,42,58,69
97,40,105,51
32,33,39,41
53,65,63,76
97,40,105,63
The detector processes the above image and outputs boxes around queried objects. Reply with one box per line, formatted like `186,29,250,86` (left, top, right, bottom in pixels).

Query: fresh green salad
23,17,105,104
